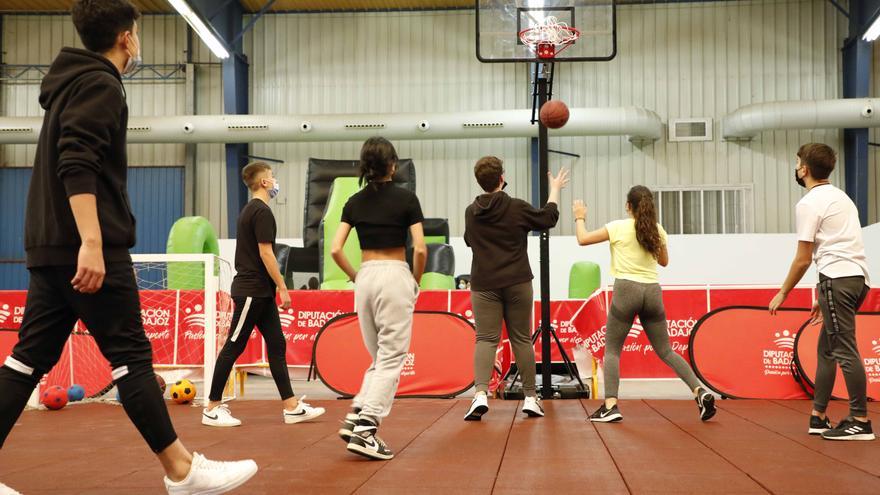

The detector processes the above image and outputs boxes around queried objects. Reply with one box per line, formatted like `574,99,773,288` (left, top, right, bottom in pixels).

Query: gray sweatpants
352,260,419,424
471,281,536,397
813,275,870,418
604,278,702,399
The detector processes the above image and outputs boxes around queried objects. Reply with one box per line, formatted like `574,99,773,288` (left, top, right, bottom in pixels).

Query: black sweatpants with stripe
812,274,870,418
0,263,177,453
208,296,293,402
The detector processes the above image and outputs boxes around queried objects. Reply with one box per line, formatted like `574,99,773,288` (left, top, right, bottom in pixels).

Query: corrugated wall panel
553,0,844,234
240,1,847,238
127,167,185,254
0,168,31,289
0,15,186,167
245,10,528,238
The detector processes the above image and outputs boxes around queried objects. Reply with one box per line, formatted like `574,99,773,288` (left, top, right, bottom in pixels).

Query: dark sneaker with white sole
338,412,359,443
464,393,489,421
808,415,832,435
821,418,875,441
589,404,623,423
347,419,394,460
696,388,716,421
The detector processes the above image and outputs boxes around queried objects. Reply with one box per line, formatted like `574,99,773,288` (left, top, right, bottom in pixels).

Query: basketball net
518,16,581,59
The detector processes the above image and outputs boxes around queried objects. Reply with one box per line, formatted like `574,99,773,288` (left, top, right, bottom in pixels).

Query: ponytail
627,186,662,260
359,136,398,189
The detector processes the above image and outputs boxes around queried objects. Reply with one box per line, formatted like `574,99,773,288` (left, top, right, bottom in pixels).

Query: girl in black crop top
331,137,427,461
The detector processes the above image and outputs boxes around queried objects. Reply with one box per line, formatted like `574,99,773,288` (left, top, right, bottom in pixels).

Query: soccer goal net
38,254,235,404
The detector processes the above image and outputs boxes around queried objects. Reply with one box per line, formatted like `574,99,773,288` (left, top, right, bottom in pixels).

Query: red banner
690,307,811,399
0,291,27,330
794,313,880,401
276,290,353,365
0,287,871,388
313,312,476,397
598,288,707,378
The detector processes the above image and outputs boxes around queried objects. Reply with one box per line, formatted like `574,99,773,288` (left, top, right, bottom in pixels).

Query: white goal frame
132,254,220,406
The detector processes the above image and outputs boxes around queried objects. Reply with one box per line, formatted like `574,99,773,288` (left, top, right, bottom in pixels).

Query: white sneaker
283,395,326,424
201,404,241,428
164,452,257,495
464,393,489,421
522,396,545,417
0,482,22,495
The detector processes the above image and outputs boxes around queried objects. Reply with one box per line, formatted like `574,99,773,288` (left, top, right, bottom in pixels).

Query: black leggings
208,296,293,402
0,263,177,453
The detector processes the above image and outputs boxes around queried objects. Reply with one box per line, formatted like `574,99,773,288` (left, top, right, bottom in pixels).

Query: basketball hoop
518,16,581,60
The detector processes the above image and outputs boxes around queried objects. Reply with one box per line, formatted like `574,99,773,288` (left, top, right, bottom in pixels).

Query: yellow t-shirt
605,218,667,284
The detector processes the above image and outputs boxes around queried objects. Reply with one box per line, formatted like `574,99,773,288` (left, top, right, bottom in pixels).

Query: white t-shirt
796,184,870,285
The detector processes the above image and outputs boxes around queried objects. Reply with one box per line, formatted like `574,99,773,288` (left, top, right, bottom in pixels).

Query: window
653,186,751,234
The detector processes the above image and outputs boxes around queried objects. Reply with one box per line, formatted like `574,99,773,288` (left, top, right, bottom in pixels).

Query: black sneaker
589,404,623,423
821,417,875,441
338,412,359,443
347,419,394,460
696,388,716,422
808,415,832,435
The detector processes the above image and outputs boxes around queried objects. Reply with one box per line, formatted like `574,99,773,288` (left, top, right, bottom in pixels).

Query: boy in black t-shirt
202,162,325,427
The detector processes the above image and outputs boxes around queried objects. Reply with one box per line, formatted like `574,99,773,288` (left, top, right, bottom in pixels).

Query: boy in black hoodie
463,156,568,421
0,2,256,494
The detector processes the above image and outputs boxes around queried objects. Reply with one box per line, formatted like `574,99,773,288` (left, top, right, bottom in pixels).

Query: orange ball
539,100,570,129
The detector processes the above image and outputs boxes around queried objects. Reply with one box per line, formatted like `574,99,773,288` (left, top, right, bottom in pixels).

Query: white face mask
268,179,280,199
123,32,141,75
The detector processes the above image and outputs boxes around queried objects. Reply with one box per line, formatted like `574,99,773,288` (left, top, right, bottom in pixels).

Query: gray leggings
604,278,701,399
472,281,536,396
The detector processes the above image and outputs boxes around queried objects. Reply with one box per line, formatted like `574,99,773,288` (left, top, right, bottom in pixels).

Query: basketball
41,386,68,410
170,379,196,404
156,374,167,395
67,384,85,402
539,100,569,129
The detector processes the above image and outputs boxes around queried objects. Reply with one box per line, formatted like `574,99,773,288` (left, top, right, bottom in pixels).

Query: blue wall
0,167,184,289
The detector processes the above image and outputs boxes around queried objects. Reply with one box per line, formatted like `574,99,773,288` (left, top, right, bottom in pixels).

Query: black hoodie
464,192,559,291
25,47,136,267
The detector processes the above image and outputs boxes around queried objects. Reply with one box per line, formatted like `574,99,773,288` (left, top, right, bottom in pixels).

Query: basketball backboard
476,0,617,63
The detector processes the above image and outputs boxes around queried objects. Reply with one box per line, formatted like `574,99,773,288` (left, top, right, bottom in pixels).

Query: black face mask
795,168,806,188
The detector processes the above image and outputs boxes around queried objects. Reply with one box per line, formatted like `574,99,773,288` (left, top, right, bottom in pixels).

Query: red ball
539,100,570,129
156,374,166,394
41,385,68,410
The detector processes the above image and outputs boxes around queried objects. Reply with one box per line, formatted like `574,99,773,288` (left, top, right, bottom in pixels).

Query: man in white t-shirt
769,143,873,441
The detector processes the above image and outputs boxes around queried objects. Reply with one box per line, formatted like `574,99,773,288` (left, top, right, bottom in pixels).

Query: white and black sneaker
464,393,489,421
347,419,394,460
522,396,545,418
696,388,716,422
821,417,875,441
808,415,833,435
589,404,623,423
201,404,242,428
283,395,326,424
338,412,360,443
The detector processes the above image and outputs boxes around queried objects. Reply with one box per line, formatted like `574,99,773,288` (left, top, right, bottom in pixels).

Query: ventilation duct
723,98,880,141
0,107,662,145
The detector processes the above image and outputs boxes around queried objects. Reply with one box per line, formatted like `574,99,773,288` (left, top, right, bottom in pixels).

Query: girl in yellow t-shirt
572,185,715,423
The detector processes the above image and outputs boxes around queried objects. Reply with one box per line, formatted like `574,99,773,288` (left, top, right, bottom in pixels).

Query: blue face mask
268,179,280,199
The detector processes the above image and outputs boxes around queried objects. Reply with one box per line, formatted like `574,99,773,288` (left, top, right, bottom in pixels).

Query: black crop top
341,182,424,249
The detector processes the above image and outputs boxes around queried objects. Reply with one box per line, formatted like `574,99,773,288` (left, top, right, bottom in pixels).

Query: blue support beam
842,38,871,226
841,1,878,226
189,0,249,237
